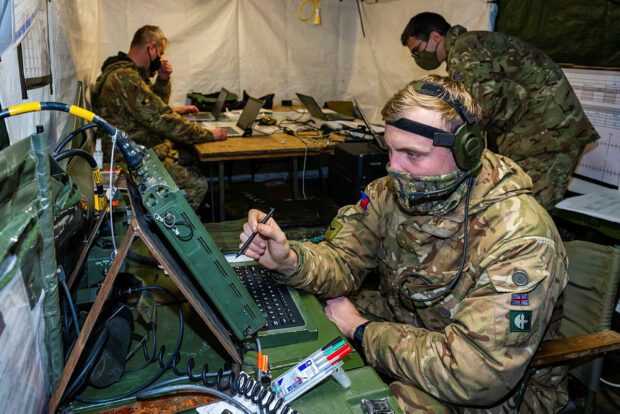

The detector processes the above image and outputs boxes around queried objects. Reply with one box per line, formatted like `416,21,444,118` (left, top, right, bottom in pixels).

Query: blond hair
382,74,481,133
130,25,168,49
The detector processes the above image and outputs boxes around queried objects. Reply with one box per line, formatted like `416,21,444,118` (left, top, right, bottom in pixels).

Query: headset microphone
407,170,473,203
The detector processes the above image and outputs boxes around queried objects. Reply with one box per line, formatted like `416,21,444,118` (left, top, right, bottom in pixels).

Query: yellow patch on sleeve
142,96,152,105
324,218,344,241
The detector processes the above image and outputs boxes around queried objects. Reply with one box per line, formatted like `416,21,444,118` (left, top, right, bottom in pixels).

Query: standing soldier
240,75,569,413
400,12,599,210
92,25,227,211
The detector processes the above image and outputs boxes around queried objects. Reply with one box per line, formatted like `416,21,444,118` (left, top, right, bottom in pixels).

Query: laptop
207,96,264,137
352,96,387,150
296,93,355,121
127,151,317,349
186,87,229,122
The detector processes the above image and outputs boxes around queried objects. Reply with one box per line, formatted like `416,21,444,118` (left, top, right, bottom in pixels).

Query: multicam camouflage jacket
273,151,568,411
444,25,599,161
91,52,215,153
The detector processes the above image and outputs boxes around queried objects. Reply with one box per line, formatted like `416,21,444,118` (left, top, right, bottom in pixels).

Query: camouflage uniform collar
444,25,468,55
101,52,151,83
467,150,533,215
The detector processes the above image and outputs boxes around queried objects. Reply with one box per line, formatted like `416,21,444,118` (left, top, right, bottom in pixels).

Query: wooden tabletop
194,132,336,162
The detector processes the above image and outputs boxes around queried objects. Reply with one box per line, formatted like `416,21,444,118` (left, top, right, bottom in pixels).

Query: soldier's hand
240,209,298,275
324,297,369,338
158,58,173,80
174,105,199,115
211,128,228,141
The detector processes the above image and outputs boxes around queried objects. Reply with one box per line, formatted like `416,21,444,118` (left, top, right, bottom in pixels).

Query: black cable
355,0,366,38
127,250,160,267
399,174,476,304
62,326,110,403
58,267,80,341
54,148,97,168
53,122,99,155
72,286,184,404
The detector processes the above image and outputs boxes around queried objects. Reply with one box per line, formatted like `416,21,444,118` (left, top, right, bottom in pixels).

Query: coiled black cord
228,372,298,414
71,286,184,404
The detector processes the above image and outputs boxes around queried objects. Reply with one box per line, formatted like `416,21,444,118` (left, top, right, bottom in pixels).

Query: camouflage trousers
163,162,208,211
351,289,568,414
514,148,581,211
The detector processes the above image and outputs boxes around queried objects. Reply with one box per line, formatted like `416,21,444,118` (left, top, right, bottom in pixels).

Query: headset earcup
454,124,484,171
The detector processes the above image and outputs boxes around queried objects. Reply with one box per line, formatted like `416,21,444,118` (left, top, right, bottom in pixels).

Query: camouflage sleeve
449,48,528,134
108,69,214,144
152,77,171,103
363,236,567,405
271,182,387,298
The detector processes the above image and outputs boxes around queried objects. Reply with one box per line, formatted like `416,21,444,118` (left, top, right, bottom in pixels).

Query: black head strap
385,118,455,148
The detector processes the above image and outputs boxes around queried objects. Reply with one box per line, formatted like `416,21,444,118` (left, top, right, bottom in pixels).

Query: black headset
386,81,485,172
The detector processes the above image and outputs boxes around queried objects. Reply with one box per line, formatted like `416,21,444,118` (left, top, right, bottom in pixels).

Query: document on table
555,190,620,223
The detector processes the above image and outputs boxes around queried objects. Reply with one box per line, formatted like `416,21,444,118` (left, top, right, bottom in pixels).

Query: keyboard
234,265,305,330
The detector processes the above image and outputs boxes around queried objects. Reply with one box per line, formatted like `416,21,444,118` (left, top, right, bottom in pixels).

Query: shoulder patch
510,293,529,306
324,218,344,241
142,96,152,105
359,192,371,210
509,310,532,332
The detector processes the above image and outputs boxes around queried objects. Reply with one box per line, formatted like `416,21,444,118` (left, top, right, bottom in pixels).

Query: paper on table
555,191,620,223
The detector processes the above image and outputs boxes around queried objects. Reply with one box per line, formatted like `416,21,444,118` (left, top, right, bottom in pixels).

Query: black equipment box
328,142,388,206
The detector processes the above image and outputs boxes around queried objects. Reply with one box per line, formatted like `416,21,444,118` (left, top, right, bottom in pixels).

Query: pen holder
271,360,351,404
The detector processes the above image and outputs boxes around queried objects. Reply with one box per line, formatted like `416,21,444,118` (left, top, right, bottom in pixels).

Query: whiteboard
563,67,620,192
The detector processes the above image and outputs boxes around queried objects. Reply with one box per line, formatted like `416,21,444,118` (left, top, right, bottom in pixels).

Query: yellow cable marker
69,105,95,122
8,102,42,116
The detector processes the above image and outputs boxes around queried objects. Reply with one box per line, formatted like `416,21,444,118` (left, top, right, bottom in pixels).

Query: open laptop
186,87,229,122
352,96,387,150
126,150,317,350
207,96,264,137
296,93,355,121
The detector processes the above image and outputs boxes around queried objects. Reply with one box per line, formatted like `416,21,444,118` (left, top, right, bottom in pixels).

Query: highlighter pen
314,344,351,366
309,339,346,362
316,346,352,370
307,337,345,361
236,208,275,258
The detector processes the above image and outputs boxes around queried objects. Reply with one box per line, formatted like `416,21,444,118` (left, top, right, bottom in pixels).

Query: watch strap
353,321,372,349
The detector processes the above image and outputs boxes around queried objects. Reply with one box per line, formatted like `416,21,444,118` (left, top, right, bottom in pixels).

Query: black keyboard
234,265,305,330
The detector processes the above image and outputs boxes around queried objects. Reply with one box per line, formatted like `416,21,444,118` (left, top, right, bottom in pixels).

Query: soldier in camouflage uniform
91,25,227,211
400,12,599,210
240,75,568,413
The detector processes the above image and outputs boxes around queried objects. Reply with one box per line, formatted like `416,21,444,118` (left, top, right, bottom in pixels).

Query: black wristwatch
353,321,372,349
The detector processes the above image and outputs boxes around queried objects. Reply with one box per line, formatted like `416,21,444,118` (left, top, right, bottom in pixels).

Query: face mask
148,46,162,76
414,50,441,70
387,166,468,215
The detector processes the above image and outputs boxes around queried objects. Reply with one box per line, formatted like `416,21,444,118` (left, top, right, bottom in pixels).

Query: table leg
218,161,226,221
291,157,299,199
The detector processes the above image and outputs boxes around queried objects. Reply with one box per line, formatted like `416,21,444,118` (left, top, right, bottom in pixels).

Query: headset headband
412,81,475,125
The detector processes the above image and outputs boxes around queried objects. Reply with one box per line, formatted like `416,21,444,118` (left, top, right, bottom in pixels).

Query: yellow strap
8,102,42,116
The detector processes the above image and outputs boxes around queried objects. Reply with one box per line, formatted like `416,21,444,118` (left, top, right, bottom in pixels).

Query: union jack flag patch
359,192,371,210
511,293,529,306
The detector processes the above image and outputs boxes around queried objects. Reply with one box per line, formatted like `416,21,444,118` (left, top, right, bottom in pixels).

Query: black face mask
148,47,162,76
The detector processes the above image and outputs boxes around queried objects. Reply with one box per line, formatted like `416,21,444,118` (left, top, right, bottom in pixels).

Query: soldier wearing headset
240,75,568,413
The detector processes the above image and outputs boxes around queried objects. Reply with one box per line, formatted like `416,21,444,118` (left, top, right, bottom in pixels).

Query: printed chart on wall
563,68,620,190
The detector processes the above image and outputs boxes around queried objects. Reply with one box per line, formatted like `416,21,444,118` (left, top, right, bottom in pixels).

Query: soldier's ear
428,31,443,43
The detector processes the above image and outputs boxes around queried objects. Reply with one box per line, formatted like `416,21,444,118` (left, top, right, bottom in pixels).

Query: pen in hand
236,208,275,258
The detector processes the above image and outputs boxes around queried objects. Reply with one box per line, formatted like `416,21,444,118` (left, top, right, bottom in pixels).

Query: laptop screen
296,93,326,119
211,87,229,120
352,97,387,150
237,96,264,130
